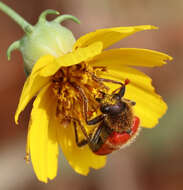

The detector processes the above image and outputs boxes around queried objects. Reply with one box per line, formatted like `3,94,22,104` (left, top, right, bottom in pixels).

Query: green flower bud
19,15,78,74
0,2,80,75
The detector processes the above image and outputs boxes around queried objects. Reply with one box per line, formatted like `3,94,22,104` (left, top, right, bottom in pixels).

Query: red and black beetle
70,78,140,155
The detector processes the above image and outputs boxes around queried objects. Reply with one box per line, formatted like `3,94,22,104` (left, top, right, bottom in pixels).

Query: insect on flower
0,1,173,183
71,79,140,155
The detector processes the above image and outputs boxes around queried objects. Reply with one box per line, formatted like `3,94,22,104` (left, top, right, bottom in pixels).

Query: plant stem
0,1,33,33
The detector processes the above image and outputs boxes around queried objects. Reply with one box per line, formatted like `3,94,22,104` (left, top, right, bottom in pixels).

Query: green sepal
54,14,80,24
38,9,60,23
7,40,20,60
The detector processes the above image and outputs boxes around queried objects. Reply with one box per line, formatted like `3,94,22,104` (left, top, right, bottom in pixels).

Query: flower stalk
0,1,33,34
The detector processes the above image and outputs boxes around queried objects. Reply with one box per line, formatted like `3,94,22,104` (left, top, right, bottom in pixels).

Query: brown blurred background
0,0,183,189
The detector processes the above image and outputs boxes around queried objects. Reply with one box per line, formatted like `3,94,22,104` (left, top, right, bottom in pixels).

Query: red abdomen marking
131,116,140,135
94,116,140,155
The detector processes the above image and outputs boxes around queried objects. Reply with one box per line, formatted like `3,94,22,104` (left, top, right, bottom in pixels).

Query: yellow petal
28,84,58,183
40,42,103,77
56,120,106,175
91,48,172,67
15,56,54,124
100,67,167,128
74,25,157,50
40,42,102,77
31,55,55,75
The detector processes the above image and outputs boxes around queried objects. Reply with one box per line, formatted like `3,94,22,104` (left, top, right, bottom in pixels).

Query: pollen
24,153,30,163
52,63,107,125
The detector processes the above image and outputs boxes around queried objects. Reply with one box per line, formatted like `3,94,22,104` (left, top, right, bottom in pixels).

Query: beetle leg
128,100,136,106
73,121,89,147
123,98,136,106
92,75,123,96
74,121,103,151
72,117,90,140
112,87,122,94
74,84,105,125
92,75,123,86
69,81,105,125
86,114,105,125
78,88,105,125
65,115,90,140
93,75,130,98
68,81,89,118
88,124,106,152
90,124,103,144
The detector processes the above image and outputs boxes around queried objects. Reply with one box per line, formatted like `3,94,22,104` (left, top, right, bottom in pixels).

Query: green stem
0,1,33,33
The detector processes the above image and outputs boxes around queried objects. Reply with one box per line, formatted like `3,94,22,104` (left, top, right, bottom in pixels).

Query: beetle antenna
124,79,130,85
118,79,130,98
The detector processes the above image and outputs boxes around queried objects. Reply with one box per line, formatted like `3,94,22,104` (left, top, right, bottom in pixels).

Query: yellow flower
0,1,171,184
14,25,172,183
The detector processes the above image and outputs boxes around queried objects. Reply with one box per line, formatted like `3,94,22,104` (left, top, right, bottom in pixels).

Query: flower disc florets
52,63,107,125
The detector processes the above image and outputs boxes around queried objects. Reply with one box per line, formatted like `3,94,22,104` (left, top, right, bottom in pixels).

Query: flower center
52,63,107,125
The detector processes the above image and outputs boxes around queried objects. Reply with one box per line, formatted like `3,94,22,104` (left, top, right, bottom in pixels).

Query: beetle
70,78,140,155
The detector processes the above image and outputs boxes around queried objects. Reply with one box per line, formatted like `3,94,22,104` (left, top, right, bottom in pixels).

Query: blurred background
0,0,183,189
